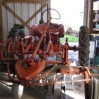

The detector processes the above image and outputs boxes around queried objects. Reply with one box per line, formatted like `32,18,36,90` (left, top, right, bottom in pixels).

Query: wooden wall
0,0,3,41
2,0,49,39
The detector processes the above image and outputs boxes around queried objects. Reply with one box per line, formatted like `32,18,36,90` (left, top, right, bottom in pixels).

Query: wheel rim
12,84,24,99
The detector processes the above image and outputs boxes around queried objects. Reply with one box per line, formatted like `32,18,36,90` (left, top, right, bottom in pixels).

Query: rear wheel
79,26,90,66
12,84,24,99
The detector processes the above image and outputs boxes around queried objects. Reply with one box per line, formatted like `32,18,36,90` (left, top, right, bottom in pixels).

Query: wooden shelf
93,19,99,22
89,1,99,34
94,10,99,13
93,28,99,31
90,33,99,36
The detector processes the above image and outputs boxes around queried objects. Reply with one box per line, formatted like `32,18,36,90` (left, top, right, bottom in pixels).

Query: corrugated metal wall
2,2,48,39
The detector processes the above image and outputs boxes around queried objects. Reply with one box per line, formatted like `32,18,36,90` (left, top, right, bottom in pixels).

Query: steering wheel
40,8,61,24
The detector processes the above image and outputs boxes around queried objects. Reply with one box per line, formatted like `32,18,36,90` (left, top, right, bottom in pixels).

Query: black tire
12,84,24,99
79,26,90,66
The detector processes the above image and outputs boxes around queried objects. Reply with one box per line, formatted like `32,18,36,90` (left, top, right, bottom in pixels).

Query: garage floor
0,75,85,99
0,83,46,99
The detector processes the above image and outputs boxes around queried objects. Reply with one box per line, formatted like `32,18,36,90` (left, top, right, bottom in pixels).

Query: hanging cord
39,0,44,24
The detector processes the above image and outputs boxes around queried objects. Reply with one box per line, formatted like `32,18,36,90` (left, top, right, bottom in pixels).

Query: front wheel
53,83,62,99
12,84,24,99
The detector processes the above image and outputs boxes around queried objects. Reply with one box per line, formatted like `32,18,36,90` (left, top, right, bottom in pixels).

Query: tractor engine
30,22,64,52
0,20,65,81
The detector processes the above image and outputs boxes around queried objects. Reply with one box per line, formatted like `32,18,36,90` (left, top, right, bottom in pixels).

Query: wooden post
89,0,93,34
0,0,3,41
83,0,88,26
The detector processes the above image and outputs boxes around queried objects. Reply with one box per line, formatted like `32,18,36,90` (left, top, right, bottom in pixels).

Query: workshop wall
2,3,48,39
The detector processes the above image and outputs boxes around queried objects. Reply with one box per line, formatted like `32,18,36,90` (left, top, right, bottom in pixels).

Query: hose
40,8,61,24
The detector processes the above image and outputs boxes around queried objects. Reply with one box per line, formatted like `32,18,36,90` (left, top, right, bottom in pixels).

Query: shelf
93,28,99,31
89,1,99,33
93,19,99,22
90,33,99,36
94,10,99,13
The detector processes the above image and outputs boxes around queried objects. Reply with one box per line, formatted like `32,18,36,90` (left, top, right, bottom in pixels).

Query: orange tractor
0,8,97,99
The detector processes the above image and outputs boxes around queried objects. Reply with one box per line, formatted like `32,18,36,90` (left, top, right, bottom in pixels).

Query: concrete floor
0,83,46,99
0,75,85,99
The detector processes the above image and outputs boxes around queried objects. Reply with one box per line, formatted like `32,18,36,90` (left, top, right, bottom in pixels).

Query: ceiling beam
5,0,45,3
